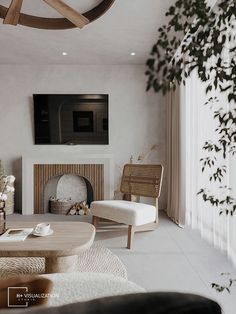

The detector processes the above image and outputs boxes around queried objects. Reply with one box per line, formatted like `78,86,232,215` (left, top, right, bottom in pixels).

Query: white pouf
42,272,145,306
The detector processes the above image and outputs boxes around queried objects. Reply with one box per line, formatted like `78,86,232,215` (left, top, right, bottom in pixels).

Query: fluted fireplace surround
22,154,114,215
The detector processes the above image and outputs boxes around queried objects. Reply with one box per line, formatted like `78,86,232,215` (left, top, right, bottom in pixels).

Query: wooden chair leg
92,216,99,228
127,225,135,249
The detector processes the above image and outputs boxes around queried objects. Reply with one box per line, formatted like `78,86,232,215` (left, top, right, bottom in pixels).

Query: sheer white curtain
184,70,236,265
166,72,236,265
166,86,186,227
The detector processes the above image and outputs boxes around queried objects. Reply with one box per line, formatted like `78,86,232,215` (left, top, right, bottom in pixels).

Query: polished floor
8,211,236,314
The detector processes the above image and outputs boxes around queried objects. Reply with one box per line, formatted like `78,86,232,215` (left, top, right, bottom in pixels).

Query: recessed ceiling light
131,52,136,56
62,52,68,56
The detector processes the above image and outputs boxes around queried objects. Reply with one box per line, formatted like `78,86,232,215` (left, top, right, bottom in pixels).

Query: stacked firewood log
67,201,90,216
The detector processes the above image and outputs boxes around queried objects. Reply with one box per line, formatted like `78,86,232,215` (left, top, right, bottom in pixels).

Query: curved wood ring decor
0,0,115,30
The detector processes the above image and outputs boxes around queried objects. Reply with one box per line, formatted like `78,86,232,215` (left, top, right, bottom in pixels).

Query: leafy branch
212,274,236,294
197,189,236,216
209,166,227,183
200,157,216,172
146,0,236,104
146,0,236,295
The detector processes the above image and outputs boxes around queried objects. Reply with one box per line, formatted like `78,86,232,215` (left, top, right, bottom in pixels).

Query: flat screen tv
33,94,109,145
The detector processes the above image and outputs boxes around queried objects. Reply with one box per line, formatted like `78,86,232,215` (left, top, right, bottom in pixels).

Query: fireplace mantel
22,154,114,215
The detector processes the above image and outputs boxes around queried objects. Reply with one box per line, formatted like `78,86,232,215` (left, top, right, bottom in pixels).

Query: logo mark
8,287,28,308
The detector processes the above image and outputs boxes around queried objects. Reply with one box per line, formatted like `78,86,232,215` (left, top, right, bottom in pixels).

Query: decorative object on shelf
0,175,15,222
137,144,158,163
0,0,116,30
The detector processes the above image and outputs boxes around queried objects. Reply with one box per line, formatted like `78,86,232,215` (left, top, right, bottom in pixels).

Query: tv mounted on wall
33,94,109,145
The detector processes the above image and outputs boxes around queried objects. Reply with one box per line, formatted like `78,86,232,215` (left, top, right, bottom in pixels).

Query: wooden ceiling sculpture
0,0,115,29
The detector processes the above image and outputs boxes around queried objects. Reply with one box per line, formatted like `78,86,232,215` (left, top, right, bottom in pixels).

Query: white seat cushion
90,200,156,226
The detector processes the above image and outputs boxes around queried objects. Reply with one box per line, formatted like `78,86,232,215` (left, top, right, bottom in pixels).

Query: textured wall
0,65,167,211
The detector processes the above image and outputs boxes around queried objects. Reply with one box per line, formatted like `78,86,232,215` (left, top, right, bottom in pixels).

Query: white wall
0,65,167,211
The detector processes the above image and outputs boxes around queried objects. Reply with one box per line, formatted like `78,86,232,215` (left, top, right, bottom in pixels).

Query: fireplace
44,174,93,213
34,164,103,214
22,154,114,215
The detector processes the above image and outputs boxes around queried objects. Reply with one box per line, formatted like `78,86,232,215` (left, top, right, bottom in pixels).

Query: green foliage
146,0,236,104
200,99,236,215
146,0,236,217
146,0,212,93
146,0,236,294
197,188,236,215
212,274,236,294
200,157,216,172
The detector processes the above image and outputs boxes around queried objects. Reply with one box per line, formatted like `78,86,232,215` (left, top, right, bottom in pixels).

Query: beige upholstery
91,164,164,249
90,200,156,226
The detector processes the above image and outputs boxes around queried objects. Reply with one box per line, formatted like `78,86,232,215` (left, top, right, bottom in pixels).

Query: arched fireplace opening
34,163,104,214
44,174,94,214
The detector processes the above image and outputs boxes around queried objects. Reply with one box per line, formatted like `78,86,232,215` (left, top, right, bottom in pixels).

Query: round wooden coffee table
0,221,95,274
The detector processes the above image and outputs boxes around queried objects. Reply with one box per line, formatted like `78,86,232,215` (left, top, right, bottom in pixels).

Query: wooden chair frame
92,164,164,249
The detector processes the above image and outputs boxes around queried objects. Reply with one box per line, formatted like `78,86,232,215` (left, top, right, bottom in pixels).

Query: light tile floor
8,212,236,314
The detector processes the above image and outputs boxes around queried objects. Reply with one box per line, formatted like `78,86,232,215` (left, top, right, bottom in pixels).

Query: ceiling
0,0,175,65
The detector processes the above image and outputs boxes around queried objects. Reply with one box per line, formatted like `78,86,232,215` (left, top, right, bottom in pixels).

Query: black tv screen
33,94,109,145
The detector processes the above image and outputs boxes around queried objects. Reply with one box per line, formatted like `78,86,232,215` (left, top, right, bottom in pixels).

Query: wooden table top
0,221,96,258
